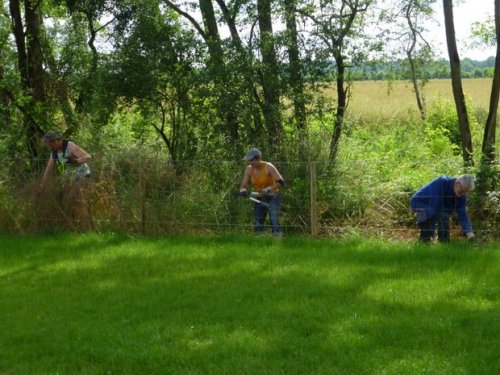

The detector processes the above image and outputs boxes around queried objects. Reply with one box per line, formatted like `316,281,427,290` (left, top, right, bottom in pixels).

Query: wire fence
0,157,498,240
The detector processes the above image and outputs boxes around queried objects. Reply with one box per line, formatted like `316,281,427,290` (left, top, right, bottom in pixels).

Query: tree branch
163,0,208,42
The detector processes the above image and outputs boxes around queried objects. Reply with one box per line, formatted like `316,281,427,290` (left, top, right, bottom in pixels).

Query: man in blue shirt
411,174,475,243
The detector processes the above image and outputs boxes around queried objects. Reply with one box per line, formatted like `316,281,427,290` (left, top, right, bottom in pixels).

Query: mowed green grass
1,234,499,375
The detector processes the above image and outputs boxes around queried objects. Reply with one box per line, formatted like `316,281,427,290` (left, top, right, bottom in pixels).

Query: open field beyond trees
1,234,499,374
336,78,496,122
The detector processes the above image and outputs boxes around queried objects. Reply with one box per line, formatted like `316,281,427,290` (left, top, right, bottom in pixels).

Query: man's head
244,148,262,165
454,174,474,197
42,132,63,151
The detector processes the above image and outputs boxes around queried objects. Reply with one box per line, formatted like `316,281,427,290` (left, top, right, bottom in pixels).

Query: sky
96,0,496,61
426,0,495,60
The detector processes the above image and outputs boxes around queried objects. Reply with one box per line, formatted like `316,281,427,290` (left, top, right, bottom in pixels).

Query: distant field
319,78,494,121
1,233,499,374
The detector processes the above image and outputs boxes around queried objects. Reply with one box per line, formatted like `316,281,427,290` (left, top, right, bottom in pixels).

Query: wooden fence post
140,158,146,235
310,161,318,237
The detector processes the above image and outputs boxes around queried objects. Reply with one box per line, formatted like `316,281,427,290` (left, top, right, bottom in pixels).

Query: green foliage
294,101,495,235
424,98,481,154
470,160,500,240
423,126,459,156
471,18,496,48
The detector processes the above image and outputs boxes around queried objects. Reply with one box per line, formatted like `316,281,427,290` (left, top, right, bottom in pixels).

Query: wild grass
318,78,495,122
1,233,499,374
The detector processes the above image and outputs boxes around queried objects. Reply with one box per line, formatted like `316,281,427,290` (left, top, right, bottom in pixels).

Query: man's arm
263,163,284,192
240,166,251,192
39,155,55,191
456,198,473,237
68,143,91,164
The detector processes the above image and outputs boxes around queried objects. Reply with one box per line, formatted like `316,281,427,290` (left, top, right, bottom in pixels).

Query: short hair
456,174,474,191
42,131,62,144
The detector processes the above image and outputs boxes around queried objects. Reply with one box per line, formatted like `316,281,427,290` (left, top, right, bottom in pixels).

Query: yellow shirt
251,162,279,193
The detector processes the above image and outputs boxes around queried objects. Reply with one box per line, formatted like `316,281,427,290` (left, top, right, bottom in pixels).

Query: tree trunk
9,0,44,157
199,0,239,151
404,1,426,119
86,12,99,75
9,0,28,87
257,0,283,155
407,52,425,120
199,0,224,69
443,0,474,166
214,0,243,48
24,0,46,155
482,0,499,164
24,0,45,102
284,0,307,153
0,66,10,125
215,0,261,145
329,52,347,163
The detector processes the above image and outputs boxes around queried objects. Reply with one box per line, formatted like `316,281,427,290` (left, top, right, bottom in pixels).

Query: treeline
0,0,497,166
306,57,497,81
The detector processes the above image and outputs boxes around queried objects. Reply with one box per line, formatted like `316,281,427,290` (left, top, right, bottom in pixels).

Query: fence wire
0,157,498,240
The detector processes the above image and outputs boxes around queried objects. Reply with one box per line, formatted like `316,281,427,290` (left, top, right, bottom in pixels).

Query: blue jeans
418,211,450,243
253,194,281,235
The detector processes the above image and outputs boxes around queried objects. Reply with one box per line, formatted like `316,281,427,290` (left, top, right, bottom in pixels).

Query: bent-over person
38,131,92,229
411,174,475,243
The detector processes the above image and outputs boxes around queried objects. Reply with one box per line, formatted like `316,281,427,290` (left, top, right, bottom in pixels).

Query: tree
61,0,118,113
199,0,241,151
283,0,307,146
482,0,499,165
257,0,283,155
164,0,260,157
8,0,46,157
395,0,435,120
442,0,474,166
108,1,202,164
214,0,265,144
298,0,373,163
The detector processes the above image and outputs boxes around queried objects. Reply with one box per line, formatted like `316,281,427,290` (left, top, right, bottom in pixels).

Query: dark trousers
253,194,281,235
418,211,450,243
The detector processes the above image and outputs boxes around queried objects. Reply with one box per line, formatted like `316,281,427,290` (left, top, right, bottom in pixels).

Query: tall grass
1,234,499,374
339,78,495,122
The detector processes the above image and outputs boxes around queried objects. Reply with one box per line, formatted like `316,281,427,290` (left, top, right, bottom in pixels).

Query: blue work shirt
410,176,472,234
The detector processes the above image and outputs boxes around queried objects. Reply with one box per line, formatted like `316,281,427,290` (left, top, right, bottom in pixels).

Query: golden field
319,78,495,121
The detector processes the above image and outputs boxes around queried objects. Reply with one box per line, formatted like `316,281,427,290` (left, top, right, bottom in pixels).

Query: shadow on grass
0,234,499,374
0,232,129,279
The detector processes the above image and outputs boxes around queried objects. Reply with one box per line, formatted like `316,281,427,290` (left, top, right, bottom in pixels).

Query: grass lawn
0,234,499,374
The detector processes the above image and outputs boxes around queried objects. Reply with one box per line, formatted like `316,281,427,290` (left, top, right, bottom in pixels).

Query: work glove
261,186,273,195
239,188,248,197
